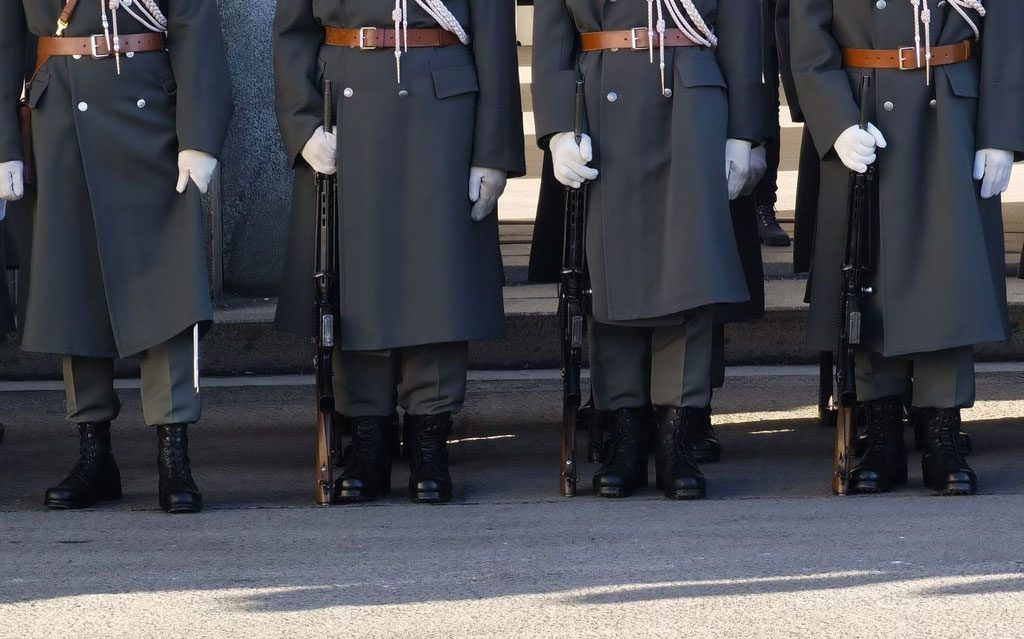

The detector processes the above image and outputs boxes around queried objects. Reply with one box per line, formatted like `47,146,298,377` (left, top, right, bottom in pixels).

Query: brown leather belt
842,39,973,70
35,33,166,73
580,28,704,52
324,27,461,50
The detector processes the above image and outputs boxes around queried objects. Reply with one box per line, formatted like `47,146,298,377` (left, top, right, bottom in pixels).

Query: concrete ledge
4,278,1024,379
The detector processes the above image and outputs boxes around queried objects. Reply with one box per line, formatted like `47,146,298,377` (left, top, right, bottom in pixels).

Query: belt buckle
358,27,379,50
630,27,648,50
90,34,110,59
897,46,916,70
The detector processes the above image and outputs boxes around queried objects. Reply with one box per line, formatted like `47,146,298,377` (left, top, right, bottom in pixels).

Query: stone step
4,277,1024,380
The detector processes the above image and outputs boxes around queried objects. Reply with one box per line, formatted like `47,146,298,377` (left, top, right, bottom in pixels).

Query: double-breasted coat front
791,0,1024,356
273,0,526,352
0,0,233,358
532,0,765,325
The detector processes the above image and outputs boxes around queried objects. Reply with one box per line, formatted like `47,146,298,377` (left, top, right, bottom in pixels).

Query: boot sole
926,481,977,496
45,492,122,510
760,237,791,247
411,491,452,504
850,470,908,494
163,503,203,514
596,487,636,498
664,489,705,500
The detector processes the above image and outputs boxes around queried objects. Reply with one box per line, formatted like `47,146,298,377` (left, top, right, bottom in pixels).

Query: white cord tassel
922,2,932,85
391,0,470,84
645,0,717,96
907,0,984,86
193,323,200,393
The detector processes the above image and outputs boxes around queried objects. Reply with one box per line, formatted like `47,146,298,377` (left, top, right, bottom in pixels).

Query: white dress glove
550,131,599,189
741,144,768,197
725,139,752,201
176,150,219,194
301,126,338,175
0,160,25,203
973,148,1014,199
834,123,887,174
468,167,508,222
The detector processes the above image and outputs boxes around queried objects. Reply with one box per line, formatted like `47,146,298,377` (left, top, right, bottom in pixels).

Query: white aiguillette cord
99,0,169,75
645,0,717,96
193,323,200,394
390,0,470,84
910,0,985,86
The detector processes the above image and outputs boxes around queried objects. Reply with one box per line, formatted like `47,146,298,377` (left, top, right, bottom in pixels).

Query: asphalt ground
1,369,1024,638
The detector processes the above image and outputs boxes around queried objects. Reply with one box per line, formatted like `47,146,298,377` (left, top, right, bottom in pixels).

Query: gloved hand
741,144,768,197
176,150,219,194
550,131,599,189
301,126,337,175
725,139,752,201
0,160,25,203
834,123,887,174
468,167,508,222
973,148,1014,199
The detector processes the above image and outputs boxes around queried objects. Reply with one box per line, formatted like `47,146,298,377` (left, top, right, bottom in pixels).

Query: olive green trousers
333,341,469,417
854,346,975,409
589,306,714,411
63,328,200,426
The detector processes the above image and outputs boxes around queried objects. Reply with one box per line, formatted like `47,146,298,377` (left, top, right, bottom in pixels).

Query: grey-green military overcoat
532,0,764,325
792,0,1024,356
0,0,233,358
273,0,526,351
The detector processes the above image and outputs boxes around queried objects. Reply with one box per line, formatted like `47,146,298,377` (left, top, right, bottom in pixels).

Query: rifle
832,75,876,495
559,81,589,497
313,80,338,506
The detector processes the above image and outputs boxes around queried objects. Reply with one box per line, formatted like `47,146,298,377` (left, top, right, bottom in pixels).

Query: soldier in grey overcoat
792,0,1024,495
273,0,525,504
533,0,764,499
0,0,233,512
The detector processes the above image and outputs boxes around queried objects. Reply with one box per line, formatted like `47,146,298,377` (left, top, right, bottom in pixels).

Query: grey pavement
2,370,1024,638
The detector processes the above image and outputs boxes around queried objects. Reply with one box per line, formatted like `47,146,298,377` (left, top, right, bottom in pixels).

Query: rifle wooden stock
313,80,338,505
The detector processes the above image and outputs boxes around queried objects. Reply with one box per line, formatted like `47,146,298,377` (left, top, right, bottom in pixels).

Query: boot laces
161,429,194,481
70,427,107,480
864,401,902,455
607,413,642,466
413,420,448,471
757,204,780,227
348,420,385,467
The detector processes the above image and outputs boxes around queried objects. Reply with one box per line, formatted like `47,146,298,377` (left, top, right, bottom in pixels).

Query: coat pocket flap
28,72,51,108
431,65,480,99
159,69,178,96
944,63,979,98
676,58,727,89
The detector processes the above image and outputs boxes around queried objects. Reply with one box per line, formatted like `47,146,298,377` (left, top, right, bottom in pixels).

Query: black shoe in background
757,203,791,247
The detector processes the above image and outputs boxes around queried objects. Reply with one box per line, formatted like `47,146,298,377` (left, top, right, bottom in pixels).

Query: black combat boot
592,408,649,498
910,407,973,455
334,416,392,503
157,424,203,514
45,422,122,509
756,203,791,247
681,406,721,463
654,407,707,500
849,397,908,494
921,408,977,495
406,413,454,503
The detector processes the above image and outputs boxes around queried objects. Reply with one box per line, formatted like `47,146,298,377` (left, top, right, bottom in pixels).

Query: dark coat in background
0,1,233,357
532,0,764,326
775,0,818,275
0,218,14,335
273,0,526,351
792,0,1024,356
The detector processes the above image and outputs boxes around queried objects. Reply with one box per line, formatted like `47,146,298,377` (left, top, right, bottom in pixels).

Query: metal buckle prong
629,27,647,51
897,46,916,71
358,27,379,50
90,34,110,59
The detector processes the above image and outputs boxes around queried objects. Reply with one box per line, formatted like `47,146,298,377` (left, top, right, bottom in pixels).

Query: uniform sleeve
790,0,859,159
0,0,27,163
470,0,526,177
976,0,1024,156
531,0,580,148
775,0,803,122
166,0,234,157
272,0,323,168
715,0,766,142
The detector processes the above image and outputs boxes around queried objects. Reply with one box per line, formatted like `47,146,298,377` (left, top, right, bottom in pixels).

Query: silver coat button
929,99,937,108
876,0,886,8
607,92,618,102
883,100,894,112
663,88,673,98
137,99,146,108
73,54,82,60
77,102,88,112
398,89,409,98
126,51,135,59
343,87,354,98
